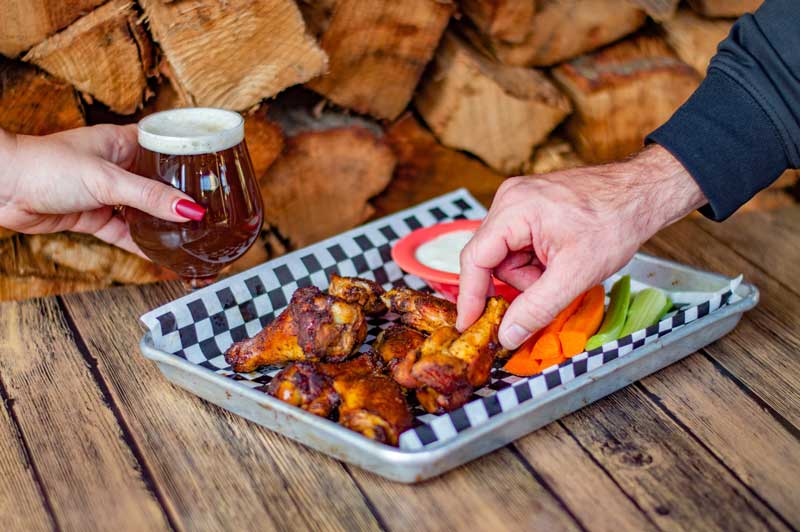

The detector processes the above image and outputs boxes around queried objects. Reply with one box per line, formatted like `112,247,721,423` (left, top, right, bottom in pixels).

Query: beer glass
125,108,264,289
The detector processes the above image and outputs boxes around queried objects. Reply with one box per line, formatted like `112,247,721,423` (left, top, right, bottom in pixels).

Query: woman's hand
457,144,707,350
0,124,204,256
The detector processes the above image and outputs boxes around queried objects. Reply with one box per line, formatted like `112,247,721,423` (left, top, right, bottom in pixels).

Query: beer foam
138,108,244,155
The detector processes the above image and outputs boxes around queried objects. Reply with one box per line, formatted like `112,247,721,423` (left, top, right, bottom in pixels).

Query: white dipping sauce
415,230,474,273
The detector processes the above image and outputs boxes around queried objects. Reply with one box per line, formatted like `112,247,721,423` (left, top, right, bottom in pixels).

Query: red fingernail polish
175,199,206,221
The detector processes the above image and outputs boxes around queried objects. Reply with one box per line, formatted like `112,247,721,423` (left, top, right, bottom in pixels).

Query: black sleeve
646,0,800,221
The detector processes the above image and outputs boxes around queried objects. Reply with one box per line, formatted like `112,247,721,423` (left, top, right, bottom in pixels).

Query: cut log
373,113,506,215
527,137,585,174
0,0,105,58
415,32,571,174
27,233,175,285
628,0,679,20
661,8,733,76
307,0,454,120
0,236,85,280
298,0,338,38
553,35,700,163
244,106,285,179
468,0,647,67
139,0,327,111
687,0,762,17
0,58,85,135
23,0,152,115
460,0,536,44
260,110,395,247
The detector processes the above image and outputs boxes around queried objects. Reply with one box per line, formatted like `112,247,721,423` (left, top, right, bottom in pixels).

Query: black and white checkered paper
141,189,738,450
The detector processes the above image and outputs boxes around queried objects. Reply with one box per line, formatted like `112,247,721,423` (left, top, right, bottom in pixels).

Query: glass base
181,275,218,291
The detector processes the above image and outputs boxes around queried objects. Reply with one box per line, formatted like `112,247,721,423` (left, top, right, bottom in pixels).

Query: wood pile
0,0,788,302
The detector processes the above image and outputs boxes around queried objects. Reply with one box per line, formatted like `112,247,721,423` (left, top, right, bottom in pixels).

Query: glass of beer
125,108,264,289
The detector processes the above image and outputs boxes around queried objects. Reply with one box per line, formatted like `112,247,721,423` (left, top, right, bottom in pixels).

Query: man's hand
0,125,203,256
457,144,707,350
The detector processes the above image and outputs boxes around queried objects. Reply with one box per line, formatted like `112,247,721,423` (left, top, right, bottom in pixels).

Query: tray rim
138,251,758,469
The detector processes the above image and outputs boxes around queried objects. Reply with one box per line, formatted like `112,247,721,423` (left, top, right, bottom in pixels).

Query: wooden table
1,202,798,532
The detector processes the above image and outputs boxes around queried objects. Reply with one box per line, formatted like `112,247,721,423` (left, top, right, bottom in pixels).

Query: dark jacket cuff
646,70,790,221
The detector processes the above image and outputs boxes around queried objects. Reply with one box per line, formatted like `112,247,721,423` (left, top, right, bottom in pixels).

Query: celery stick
585,275,631,351
619,287,669,337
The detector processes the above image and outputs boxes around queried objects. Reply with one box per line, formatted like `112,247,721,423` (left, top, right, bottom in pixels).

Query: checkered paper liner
140,189,738,451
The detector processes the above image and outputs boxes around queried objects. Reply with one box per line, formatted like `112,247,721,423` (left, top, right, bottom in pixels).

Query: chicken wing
327,274,387,316
225,286,367,373
267,352,381,417
268,352,411,446
411,297,509,414
334,375,413,446
372,325,426,387
381,287,457,333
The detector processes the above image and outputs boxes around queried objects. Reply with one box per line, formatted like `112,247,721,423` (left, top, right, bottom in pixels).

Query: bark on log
23,0,152,115
139,0,327,111
244,106,285,179
415,32,571,174
553,35,700,163
307,0,454,120
527,138,585,174
468,0,647,67
0,58,85,135
661,8,733,76
27,233,175,284
298,0,338,38
0,0,105,58
260,110,395,247
687,0,762,17
373,113,506,215
628,0,680,20
460,0,536,44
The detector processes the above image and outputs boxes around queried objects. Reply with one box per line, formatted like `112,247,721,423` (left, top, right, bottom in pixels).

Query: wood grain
563,388,788,530
0,371,54,532
513,423,657,532
23,0,151,114
348,446,581,532
640,354,800,527
0,298,170,531
647,217,800,427
62,283,382,531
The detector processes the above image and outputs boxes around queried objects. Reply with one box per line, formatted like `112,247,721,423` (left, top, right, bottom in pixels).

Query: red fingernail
175,199,206,221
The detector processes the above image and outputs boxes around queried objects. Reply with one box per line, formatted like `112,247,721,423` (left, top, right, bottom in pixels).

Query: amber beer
125,108,264,288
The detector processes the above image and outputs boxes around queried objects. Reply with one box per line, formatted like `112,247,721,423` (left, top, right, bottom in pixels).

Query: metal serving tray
138,190,758,483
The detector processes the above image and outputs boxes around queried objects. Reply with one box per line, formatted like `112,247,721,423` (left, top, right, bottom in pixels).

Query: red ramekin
391,219,521,302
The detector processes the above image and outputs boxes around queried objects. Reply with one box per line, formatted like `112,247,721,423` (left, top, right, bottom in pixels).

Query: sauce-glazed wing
267,353,381,417
372,325,426,386
334,375,413,446
225,286,367,373
327,275,387,316
381,287,457,333
448,297,510,386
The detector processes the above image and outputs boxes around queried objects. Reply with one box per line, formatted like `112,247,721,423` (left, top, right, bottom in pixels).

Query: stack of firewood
0,0,794,301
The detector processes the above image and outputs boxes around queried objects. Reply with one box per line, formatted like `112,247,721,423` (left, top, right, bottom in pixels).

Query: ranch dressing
415,230,474,273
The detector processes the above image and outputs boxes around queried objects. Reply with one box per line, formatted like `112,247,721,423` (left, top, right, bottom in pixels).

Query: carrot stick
531,331,562,360
539,291,587,336
559,284,606,357
503,353,541,376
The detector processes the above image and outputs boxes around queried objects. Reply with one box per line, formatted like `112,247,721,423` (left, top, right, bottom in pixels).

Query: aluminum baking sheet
138,189,758,483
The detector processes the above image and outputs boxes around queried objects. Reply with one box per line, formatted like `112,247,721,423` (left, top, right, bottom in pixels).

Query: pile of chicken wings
224,275,509,446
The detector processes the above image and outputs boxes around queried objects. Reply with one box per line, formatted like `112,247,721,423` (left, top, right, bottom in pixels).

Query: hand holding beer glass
125,108,264,289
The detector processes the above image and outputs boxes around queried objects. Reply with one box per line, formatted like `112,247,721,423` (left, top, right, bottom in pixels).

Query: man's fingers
498,256,589,350
456,224,513,330
94,163,204,223
494,251,543,291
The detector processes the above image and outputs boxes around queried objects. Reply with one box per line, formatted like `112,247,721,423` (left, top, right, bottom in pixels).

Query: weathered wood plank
348,446,581,532
640,354,800,527
513,423,657,532
693,208,800,295
62,283,382,532
563,388,788,530
646,218,800,427
0,298,170,531
0,372,54,532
